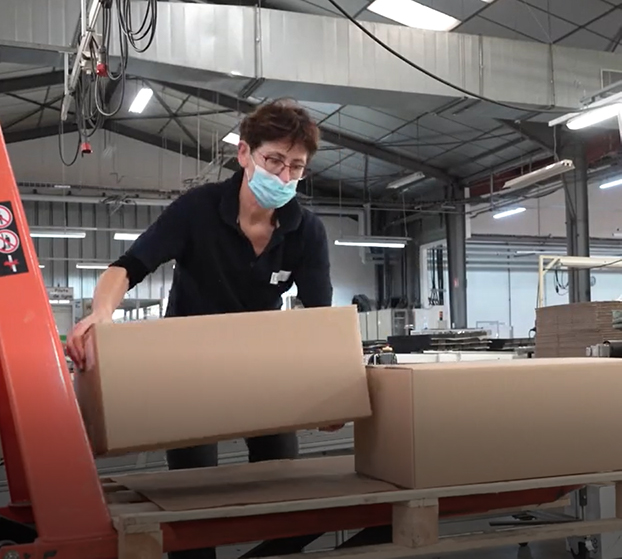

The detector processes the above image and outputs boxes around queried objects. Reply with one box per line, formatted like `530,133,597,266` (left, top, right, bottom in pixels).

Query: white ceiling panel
339,106,408,133
456,15,534,41
522,0,612,26
479,0,577,42
587,14,622,44
557,30,612,51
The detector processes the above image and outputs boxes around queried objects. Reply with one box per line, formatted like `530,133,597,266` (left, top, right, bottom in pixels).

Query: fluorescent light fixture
114,232,141,241
367,0,459,31
335,236,410,249
493,207,526,220
39,264,45,269
76,263,109,270
222,132,240,145
128,87,153,114
566,103,622,130
502,159,575,191
30,229,86,239
387,171,425,190
600,178,622,190
548,92,622,128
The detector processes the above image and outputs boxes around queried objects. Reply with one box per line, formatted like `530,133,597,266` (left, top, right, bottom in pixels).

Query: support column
446,188,467,329
562,137,590,303
405,222,421,307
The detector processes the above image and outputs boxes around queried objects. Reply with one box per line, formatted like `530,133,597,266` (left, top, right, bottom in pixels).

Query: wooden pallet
102,466,622,559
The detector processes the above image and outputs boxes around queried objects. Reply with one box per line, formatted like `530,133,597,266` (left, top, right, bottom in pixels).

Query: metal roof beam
156,81,455,184
3,123,74,143
497,120,556,153
103,121,350,198
102,120,236,170
0,70,64,95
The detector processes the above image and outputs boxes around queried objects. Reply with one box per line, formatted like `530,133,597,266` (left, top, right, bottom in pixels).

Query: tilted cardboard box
355,359,622,488
75,306,371,456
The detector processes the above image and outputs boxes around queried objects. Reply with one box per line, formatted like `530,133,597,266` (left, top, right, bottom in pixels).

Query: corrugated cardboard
535,302,622,357
110,455,397,511
354,359,622,489
75,306,371,456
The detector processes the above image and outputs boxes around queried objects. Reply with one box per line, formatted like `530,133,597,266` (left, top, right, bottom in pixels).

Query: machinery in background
358,308,532,354
358,306,447,341
566,341,622,559
47,286,75,345
74,297,165,323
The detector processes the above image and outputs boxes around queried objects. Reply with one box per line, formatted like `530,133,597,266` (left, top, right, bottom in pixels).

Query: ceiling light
114,232,141,241
335,236,410,249
493,207,526,220
387,172,425,190
30,229,86,239
223,132,240,145
600,178,622,190
548,92,622,128
566,103,622,130
367,0,459,31
501,160,575,191
39,264,45,269
76,263,109,270
128,87,153,114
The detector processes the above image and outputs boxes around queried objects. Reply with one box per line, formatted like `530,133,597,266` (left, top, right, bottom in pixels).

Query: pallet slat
111,469,622,527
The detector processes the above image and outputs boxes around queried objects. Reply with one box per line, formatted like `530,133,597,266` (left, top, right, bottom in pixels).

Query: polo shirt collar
219,170,303,233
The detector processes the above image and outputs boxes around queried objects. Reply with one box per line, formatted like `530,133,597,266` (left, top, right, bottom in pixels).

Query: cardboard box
535,302,622,357
75,306,371,456
354,359,622,489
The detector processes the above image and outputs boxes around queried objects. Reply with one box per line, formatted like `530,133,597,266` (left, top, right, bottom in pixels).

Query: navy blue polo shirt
112,171,333,317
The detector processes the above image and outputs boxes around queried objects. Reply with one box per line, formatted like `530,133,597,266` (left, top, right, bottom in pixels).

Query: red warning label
0,201,28,277
0,205,13,229
0,230,19,254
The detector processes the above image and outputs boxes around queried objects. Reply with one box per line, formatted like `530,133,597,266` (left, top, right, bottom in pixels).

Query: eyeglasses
256,152,307,179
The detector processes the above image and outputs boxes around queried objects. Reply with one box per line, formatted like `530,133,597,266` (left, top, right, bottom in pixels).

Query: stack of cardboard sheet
535,301,622,357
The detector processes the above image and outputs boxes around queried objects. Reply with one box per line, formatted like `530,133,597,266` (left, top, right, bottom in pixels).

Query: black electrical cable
58,0,158,165
324,0,592,116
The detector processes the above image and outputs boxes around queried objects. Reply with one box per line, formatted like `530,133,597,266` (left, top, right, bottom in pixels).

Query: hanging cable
59,0,158,165
324,0,593,116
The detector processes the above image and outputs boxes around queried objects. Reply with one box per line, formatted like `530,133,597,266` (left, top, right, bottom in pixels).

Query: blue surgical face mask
246,158,299,209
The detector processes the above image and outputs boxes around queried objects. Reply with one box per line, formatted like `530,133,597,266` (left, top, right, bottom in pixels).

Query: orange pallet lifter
0,123,591,559
0,129,118,558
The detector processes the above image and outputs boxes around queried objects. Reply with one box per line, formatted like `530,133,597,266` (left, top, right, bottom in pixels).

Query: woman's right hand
66,312,112,370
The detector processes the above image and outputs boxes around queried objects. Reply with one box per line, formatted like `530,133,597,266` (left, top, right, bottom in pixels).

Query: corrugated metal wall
26,200,174,301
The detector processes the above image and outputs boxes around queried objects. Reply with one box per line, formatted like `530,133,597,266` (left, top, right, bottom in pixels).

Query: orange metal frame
0,124,582,559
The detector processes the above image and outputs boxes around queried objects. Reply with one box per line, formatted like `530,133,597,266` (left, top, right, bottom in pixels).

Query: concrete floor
214,541,574,559
442,540,570,559
217,537,575,559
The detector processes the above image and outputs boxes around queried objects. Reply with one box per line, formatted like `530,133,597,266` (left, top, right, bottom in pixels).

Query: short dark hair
239,99,320,158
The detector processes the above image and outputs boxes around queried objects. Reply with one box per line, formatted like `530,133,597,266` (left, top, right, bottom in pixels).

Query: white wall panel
23,200,376,308
466,267,622,338
320,216,376,306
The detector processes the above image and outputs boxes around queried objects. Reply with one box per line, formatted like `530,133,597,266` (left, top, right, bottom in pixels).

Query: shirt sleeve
294,215,333,308
111,191,194,285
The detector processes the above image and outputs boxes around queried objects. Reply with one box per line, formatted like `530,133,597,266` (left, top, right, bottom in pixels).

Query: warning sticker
0,201,28,277
0,205,12,229
0,230,19,254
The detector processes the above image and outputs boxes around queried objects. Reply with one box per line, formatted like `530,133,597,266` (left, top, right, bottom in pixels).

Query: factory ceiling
0,0,620,207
